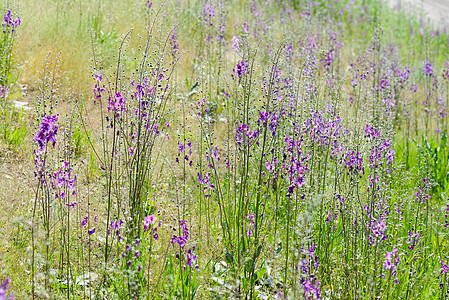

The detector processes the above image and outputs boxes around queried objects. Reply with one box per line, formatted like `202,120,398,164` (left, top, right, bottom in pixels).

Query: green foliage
0,106,28,148
70,101,91,159
160,254,207,299
7,0,449,299
71,124,90,158
418,132,449,197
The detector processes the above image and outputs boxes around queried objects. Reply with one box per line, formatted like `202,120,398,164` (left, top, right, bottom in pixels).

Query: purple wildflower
232,60,249,84
441,260,449,274
143,214,157,231
423,59,433,77
110,219,124,241
171,220,198,269
232,36,239,51
2,10,20,33
108,92,126,117
407,230,421,251
185,246,197,268
382,248,400,283
0,278,12,300
34,115,58,153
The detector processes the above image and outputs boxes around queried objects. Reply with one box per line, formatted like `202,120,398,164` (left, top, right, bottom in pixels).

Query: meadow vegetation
1,0,449,299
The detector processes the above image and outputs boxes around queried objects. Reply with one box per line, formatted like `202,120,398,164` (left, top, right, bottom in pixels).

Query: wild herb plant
7,0,449,299
0,9,20,95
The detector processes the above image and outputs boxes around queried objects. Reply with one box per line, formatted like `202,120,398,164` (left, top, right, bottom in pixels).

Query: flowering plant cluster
16,0,449,299
2,10,20,33
172,220,198,270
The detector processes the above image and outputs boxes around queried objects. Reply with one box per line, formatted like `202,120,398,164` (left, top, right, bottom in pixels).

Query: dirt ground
388,0,449,29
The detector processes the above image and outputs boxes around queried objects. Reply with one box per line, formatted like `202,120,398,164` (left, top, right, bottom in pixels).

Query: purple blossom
185,246,198,268
171,220,199,269
285,42,293,60
382,248,400,283
300,244,320,299
443,61,449,80
321,49,333,72
176,141,193,164
232,60,249,84
301,277,320,300
415,178,431,204
282,135,309,198
423,59,433,77
304,110,341,147
441,260,449,274
342,150,364,178
143,214,157,231
232,36,240,51
242,21,249,33
108,92,126,117
172,220,189,249
235,121,259,149
365,124,380,139
397,66,410,87
265,160,275,173
407,230,421,251
246,213,256,238
110,219,124,241
81,216,88,227
203,4,215,27
2,10,20,33
0,85,7,98
93,75,105,103
0,278,12,300
169,32,179,57
94,74,102,82
52,162,77,200
144,217,161,240
34,115,58,153
369,216,388,245
197,172,214,198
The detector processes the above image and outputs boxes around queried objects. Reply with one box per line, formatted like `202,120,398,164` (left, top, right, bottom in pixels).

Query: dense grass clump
2,0,449,299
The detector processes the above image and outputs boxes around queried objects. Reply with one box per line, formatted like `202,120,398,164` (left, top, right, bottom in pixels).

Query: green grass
2,0,449,298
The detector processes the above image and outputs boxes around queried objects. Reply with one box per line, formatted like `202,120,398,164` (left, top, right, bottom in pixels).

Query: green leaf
190,81,199,92
255,244,262,259
225,250,234,264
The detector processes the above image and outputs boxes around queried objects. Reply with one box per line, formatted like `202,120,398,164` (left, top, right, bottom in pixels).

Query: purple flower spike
441,260,449,274
2,10,20,33
143,214,157,231
35,115,59,153
232,60,249,84
0,278,10,300
81,216,88,227
423,59,433,77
